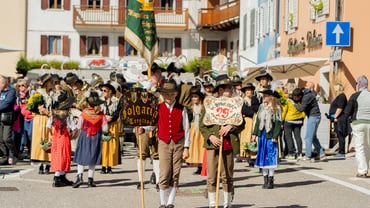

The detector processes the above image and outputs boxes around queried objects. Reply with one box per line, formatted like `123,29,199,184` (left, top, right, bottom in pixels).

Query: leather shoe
136,182,144,190
101,167,107,174
356,173,367,178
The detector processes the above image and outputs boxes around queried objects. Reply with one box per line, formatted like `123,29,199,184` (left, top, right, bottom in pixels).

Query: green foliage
16,56,81,76
182,59,198,73
16,55,31,77
311,0,323,12
198,58,212,71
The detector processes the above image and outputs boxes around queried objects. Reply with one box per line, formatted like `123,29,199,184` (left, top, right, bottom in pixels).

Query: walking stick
137,128,145,208
215,135,223,208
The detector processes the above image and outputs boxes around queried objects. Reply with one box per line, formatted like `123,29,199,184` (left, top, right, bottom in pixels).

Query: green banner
125,0,158,66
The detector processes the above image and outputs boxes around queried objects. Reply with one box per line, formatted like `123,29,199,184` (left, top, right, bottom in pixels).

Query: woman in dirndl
252,89,282,189
30,73,56,174
99,82,122,174
47,91,77,187
186,86,205,174
72,91,108,188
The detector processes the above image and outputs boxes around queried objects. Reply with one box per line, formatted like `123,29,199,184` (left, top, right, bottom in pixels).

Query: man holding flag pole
125,0,159,208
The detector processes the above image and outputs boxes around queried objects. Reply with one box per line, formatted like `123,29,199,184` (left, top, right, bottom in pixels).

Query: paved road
1,143,370,208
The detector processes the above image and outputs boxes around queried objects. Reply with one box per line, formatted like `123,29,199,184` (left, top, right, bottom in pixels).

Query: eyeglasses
102,89,108,92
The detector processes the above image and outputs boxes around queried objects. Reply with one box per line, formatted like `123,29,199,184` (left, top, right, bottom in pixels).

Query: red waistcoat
157,102,185,144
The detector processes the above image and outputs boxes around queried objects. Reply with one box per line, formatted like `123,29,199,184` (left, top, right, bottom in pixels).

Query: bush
16,56,31,77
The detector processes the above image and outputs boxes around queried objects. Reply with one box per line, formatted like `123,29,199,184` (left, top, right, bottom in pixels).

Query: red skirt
51,131,72,172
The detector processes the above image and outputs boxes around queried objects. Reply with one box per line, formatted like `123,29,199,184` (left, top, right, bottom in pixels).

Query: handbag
0,111,14,125
40,139,52,153
102,133,114,142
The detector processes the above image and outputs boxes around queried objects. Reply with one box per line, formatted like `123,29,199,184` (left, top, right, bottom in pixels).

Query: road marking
3,169,33,179
293,167,370,196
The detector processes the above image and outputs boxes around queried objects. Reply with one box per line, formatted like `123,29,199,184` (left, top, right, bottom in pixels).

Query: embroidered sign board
121,88,159,126
203,96,243,126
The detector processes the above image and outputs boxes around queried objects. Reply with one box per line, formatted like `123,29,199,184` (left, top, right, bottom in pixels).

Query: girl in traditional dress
72,91,108,188
30,73,55,174
252,89,282,189
47,91,76,187
99,83,121,174
186,86,205,174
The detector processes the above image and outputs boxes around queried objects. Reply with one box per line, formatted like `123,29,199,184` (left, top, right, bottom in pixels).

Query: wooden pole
215,135,223,208
147,64,151,81
138,128,145,208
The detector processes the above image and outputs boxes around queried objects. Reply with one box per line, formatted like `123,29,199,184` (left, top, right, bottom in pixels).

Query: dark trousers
284,122,303,155
0,123,17,158
334,118,348,154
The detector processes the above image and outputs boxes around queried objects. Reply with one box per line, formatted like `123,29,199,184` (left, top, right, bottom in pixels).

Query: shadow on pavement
276,179,325,188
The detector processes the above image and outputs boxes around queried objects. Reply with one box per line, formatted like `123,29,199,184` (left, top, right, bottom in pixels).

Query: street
1,142,370,208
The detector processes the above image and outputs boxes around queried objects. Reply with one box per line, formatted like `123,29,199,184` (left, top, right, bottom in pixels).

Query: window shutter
201,40,207,57
175,0,182,14
255,8,260,40
292,0,298,28
41,35,48,56
269,0,276,33
284,0,292,32
81,0,87,10
322,0,330,15
102,36,109,57
154,0,160,9
64,0,71,10
174,38,181,56
62,36,70,56
220,40,227,55
80,36,86,56
118,37,125,57
250,9,255,47
243,13,247,50
103,0,110,11
310,0,316,20
259,5,265,38
41,0,48,10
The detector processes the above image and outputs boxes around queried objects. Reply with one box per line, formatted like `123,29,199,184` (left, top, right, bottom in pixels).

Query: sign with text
203,96,243,126
121,88,159,126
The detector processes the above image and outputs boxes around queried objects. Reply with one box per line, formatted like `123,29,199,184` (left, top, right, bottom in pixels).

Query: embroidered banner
121,88,159,126
203,96,243,126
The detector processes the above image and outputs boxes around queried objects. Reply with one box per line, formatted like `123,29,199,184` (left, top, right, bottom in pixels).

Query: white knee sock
152,159,160,184
54,171,61,177
159,188,168,205
262,168,269,176
77,165,84,174
167,186,176,205
137,159,146,182
88,165,95,178
268,168,275,176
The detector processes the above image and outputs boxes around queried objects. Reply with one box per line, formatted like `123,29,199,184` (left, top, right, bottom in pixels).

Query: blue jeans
20,120,33,153
305,116,324,158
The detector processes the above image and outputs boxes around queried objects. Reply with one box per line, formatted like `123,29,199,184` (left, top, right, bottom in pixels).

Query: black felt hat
142,62,164,75
255,70,273,81
213,74,232,93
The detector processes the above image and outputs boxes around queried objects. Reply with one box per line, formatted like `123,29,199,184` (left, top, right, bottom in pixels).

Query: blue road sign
326,21,351,47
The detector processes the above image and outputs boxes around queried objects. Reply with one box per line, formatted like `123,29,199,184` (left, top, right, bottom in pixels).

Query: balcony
73,6,188,30
197,0,239,31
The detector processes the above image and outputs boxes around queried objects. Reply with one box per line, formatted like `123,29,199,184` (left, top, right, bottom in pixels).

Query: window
48,36,61,55
88,0,101,9
87,37,101,55
161,0,173,10
159,38,174,57
49,0,62,9
206,41,219,56
125,42,138,56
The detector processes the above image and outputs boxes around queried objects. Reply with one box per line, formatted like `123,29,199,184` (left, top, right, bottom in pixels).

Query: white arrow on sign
332,24,344,44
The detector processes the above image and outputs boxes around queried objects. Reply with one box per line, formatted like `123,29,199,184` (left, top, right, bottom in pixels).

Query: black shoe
193,167,202,175
267,176,274,189
60,174,73,186
87,178,96,187
262,175,268,189
72,174,83,188
156,184,159,192
150,172,156,184
101,167,107,174
107,167,113,174
53,176,66,187
136,182,144,190
38,165,44,174
44,165,50,174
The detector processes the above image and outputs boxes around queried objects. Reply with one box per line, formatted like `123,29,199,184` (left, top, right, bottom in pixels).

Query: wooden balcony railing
73,6,188,29
198,0,240,30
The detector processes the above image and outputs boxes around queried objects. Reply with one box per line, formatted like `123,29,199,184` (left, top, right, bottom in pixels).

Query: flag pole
137,127,145,208
215,134,223,208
